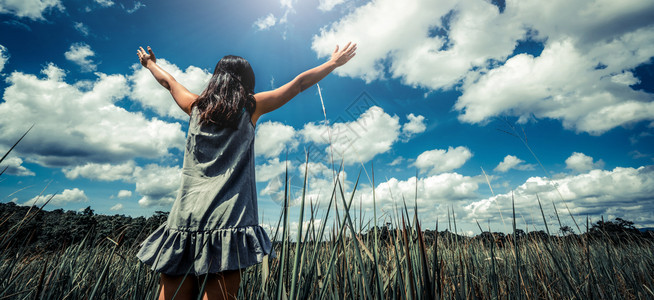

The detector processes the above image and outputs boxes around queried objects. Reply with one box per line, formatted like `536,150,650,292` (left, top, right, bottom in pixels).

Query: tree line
0,202,168,254
1,201,652,254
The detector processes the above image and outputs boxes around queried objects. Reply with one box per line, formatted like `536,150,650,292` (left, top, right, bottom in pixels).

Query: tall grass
2,165,653,299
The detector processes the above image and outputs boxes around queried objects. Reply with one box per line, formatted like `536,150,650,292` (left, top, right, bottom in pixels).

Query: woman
135,43,356,300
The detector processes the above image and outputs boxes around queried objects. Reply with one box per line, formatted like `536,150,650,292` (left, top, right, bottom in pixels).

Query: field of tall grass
2,163,653,299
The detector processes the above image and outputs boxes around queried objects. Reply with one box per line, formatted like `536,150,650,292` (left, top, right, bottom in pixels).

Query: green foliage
0,202,167,253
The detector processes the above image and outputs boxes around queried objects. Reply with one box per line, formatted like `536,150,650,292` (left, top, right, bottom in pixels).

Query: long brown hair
194,55,256,129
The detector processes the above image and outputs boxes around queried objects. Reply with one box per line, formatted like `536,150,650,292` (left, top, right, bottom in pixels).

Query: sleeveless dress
136,106,273,276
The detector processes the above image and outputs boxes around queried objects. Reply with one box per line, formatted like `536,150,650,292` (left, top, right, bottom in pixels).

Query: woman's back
173,106,258,230
136,106,271,276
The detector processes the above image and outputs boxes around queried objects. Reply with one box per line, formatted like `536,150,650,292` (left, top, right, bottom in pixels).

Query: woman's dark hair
194,55,256,129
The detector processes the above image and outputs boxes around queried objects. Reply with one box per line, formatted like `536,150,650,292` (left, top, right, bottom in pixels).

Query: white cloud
129,59,210,120
255,121,298,158
300,106,403,165
280,0,295,10
256,158,294,182
565,152,604,172
359,173,481,212
59,160,181,208
63,161,136,181
126,1,144,14
494,155,535,172
296,165,347,207
0,44,8,73
0,63,186,167
318,0,346,12
389,157,404,166
254,13,277,31
23,188,88,207
401,113,426,139
455,40,654,134
117,190,132,198
260,175,284,199
0,156,35,176
94,0,113,7
0,0,64,20
259,160,348,207
298,161,333,180
611,71,640,86
135,164,181,207
312,0,523,85
313,0,654,135
413,146,472,175
64,43,97,72
73,22,89,36
253,0,295,37
465,165,654,228
110,203,123,211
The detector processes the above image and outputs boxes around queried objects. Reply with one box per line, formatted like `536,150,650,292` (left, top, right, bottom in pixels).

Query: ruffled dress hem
136,223,274,276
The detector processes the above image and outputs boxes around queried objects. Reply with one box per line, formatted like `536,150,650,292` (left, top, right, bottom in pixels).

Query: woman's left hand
137,46,156,67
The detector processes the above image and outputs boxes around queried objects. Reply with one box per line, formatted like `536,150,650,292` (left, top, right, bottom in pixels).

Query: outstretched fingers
342,41,352,51
347,44,357,56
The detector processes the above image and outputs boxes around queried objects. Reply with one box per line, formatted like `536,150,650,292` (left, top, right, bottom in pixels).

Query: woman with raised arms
135,42,356,300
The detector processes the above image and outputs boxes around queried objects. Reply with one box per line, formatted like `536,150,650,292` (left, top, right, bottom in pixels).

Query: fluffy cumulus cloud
125,1,144,14
110,203,123,211
296,161,348,206
60,160,180,207
0,64,186,167
259,159,348,207
255,121,299,158
0,156,35,176
413,146,472,175
63,161,136,181
565,152,604,172
401,113,426,139
94,0,113,7
0,44,8,73
117,190,132,198
129,59,210,120
65,42,97,72
300,106,405,165
252,0,295,37
455,39,654,134
465,166,654,228
494,155,534,172
0,0,64,20
134,164,181,207
23,188,88,207
254,13,277,31
73,22,89,36
318,0,346,12
312,0,524,85
255,158,294,183
313,0,654,135
358,173,482,218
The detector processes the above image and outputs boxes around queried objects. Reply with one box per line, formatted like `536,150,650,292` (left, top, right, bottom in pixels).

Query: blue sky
1,0,653,235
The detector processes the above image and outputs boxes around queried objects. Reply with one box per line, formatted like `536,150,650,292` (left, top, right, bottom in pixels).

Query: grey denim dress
136,106,273,276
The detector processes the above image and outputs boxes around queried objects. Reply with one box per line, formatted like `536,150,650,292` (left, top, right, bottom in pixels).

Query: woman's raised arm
251,42,357,124
137,46,198,115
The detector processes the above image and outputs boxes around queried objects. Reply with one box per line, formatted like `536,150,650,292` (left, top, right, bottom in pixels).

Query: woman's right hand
330,42,357,67
137,46,156,68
